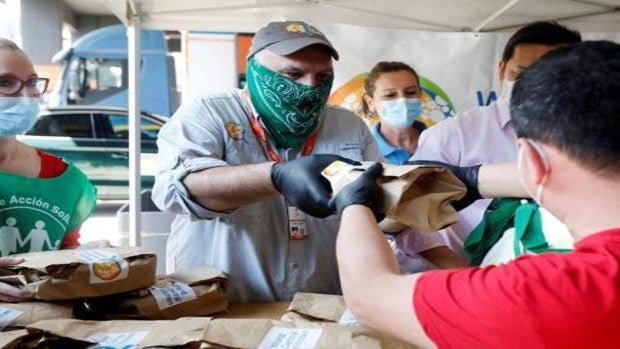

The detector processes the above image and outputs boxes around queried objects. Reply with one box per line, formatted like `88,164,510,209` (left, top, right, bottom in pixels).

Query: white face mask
500,79,515,102
517,139,550,205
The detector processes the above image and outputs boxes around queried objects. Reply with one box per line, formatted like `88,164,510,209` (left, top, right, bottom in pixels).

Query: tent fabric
100,0,620,33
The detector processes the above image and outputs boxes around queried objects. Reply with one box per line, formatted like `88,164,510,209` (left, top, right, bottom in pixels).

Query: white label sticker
148,280,197,310
258,327,322,349
338,308,360,326
86,331,148,349
0,308,23,330
73,249,129,284
320,160,355,182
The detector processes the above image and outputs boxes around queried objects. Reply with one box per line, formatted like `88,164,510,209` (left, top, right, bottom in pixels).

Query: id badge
288,206,308,240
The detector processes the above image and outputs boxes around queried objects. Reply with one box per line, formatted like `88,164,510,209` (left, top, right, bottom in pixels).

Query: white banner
322,23,620,125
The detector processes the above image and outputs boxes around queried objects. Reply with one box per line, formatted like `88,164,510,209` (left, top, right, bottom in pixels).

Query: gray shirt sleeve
152,97,233,220
361,120,380,162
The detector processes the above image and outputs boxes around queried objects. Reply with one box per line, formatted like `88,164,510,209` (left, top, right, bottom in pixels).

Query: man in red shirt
330,40,620,348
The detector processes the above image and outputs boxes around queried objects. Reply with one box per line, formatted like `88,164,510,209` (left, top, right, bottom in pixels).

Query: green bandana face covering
246,56,333,149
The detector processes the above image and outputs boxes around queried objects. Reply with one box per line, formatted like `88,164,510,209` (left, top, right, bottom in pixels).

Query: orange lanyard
244,93,317,162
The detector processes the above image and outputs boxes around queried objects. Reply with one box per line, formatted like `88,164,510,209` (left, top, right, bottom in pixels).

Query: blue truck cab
49,25,178,117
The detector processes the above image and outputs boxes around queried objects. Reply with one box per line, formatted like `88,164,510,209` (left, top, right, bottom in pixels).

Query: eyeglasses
0,75,49,97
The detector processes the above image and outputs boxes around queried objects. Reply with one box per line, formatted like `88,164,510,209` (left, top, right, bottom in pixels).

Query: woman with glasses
0,38,96,302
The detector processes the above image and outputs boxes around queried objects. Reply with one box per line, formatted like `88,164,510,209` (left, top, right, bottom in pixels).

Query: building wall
19,0,63,64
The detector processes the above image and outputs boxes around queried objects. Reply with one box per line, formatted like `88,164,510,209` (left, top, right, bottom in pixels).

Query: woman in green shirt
0,38,96,302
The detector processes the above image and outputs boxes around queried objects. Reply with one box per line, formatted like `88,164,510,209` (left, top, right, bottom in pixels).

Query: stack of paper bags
0,247,156,300
19,317,209,348
75,267,228,320
203,318,414,349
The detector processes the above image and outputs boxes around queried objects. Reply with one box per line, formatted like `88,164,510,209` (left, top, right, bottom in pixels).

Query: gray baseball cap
248,21,339,60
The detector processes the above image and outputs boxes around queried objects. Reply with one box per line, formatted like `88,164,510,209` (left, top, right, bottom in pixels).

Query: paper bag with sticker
0,247,156,301
322,161,466,233
75,267,228,320
203,318,415,349
26,317,209,348
280,293,415,348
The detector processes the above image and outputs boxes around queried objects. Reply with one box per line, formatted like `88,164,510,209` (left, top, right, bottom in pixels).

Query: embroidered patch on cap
285,23,308,33
226,122,245,140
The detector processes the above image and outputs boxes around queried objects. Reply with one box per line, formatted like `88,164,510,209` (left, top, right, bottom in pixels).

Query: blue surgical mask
0,97,39,138
379,98,422,129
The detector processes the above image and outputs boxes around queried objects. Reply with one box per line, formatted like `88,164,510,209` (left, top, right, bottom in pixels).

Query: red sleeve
37,150,68,178
37,150,81,247
61,227,81,248
413,248,620,349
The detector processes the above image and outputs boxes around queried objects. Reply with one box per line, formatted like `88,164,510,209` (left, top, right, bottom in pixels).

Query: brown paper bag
27,317,209,348
0,301,73,329
322,161,466,232
203,318,416,349
76,267,228,320
284,292,347,322
0,247,156,301
281,293,417,349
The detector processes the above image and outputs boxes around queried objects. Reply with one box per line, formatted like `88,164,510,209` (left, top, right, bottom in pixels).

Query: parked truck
49,25,179,117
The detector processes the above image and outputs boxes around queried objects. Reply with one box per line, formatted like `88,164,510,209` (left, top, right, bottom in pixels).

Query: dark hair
360,61,420,117
511,40,620,177
501,21,581,62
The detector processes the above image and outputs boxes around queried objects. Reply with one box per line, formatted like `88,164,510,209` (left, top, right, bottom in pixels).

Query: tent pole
473,0,522,32
128,1,142,247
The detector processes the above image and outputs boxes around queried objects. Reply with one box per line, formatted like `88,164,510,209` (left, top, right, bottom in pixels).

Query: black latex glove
406,160,482,211
271,154,360,218
329,162,384,221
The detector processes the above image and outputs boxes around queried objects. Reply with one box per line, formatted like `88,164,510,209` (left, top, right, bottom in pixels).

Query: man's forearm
183,162,279,211
337,206,401,287
478,163,529,198
336,205,434,347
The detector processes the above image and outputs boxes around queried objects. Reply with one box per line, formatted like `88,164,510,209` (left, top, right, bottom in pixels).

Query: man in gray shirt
152,21,378,302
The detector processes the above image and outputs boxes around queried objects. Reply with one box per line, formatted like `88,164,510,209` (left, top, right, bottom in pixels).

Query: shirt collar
497,97,512,129
371,123,399,157
371,122,425,158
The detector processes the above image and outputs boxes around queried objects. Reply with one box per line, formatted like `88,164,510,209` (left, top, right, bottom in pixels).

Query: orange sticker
92,259,122,281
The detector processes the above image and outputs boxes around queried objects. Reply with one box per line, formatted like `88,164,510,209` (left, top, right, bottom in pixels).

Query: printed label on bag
148,280,197,310
258,327,322,349
86,331,148,349
338,308,360,325
73,249,129,284
0,308,22,329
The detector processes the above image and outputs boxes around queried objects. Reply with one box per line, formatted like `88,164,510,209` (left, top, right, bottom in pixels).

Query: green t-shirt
0,163,96,255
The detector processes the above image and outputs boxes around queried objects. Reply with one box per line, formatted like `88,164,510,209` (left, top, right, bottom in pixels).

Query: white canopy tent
102,0,620,33
98,0,620,245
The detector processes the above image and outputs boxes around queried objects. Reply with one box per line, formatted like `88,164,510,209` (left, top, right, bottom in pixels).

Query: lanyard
243,93,317,162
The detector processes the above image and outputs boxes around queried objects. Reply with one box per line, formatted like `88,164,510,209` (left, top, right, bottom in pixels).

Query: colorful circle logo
92,259,122,281
328,73,456,127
